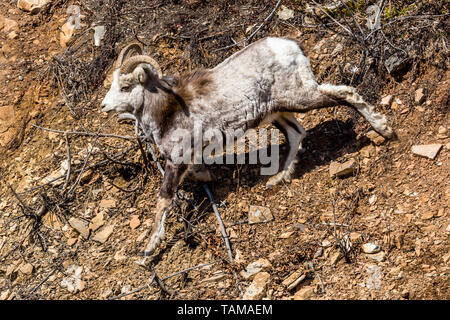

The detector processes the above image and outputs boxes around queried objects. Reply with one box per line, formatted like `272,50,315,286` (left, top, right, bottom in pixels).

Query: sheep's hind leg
266,113,306,187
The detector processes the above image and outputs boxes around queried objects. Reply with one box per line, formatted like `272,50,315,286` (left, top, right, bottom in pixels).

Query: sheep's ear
133,66,147,84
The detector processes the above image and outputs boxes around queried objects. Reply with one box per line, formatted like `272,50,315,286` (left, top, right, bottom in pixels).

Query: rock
414,88,425,104
60,20,76,48
294,286,314,300
314,247,323,258
362,243,380,254
329,252,342,265
89,212,104,232
0,290,10,300
329,159,356,178
242,272,270,300
277,5,294,20
0,16,18,33
67,238,78,246
421,212,434,220
437,126,448,139
19,263,33,275
366,251,386,262
331,43,343,57
93,25,105,46
92,225,114,243
129,215,141,229
99,199,116,209
411,144,442,160
60,265,85,293
8,31,18,40
380,95,393,107
321,239,332,248
248,205,273,224
366,130,386,145
360,145,375,158
68,217,90,239
349,232,362,243
384,53,409,74
0,105,16,147
240,259,272,280
17,0,51,14
279,231,294,239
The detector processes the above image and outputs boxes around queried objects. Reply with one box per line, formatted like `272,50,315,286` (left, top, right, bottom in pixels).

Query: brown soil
0,0,448,300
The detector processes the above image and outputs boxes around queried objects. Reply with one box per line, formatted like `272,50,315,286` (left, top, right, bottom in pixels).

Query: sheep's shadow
183,119,371,204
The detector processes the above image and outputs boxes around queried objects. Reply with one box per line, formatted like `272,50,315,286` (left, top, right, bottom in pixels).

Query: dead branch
32,124,135,140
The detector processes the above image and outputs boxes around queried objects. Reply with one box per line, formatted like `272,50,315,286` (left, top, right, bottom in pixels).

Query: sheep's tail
318,83,394,139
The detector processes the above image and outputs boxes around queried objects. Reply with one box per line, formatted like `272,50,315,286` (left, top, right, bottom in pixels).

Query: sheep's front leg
144,161,188,256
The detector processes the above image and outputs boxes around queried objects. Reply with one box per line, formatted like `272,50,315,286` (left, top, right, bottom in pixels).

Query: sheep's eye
121,85,132,92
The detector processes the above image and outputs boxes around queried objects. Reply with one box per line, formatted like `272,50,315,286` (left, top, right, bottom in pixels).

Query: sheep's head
101,45,163,114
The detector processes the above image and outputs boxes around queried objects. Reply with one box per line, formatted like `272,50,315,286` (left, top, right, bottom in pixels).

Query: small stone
380,95,393,107
89,212,104,232
0,290,10,300
314,247,323,258
366,130,386,145
321,240,332,248
248,205,273,224
277,5,294,20
19,263,33,275
7,31,18,40
129,215,141,229
294,286,314,300
17,0,51,14
362,243,381,254
240,258,272,280
67,238,78,246
330,252,342,265
99,199,116,209
0,16,18,33
366,251,386,262
329,159,356,178
360,145,375,158
421,212,434,220
60,20,76,48
414,88,425,104
437,126,448,139
92,225,114,243
279,231,294,239
68,217,90,239
350,232,362,243
412,144,442,160
93,25,105,46
242,272,270,300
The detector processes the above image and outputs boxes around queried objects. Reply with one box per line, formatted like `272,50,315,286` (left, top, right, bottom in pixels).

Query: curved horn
114,43,143,69
119,55,163,78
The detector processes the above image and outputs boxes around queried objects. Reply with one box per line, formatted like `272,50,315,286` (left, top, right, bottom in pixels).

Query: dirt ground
0,0,449,300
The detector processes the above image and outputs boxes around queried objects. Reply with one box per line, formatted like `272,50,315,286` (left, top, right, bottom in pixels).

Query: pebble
19,263,33,275
129,215,141,229
277,5,294,20
68,217,90,239
380,95,393,107
99,199,116,209
330,252,341,265
248,205,273,224
242,272,270,300
414,88,426,104
329,159,356,178
92,225,114,243
362,243,381,254
240,258,272,280
421,211,434,220
0,290,10,300
366,251,386,262
366,130,386,145
89,212,105,232
294,286,314,300
411,144,442,160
